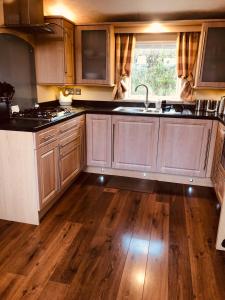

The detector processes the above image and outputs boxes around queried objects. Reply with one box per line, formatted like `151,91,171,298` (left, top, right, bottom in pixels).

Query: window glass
129,40,180,100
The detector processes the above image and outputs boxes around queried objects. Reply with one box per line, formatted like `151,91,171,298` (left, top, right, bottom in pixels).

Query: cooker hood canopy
2,0,54,34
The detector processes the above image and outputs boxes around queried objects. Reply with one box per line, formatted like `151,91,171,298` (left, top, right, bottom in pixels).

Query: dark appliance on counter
0,82,14,123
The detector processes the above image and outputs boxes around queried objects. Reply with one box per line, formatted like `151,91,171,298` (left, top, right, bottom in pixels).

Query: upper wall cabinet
75,25,115,86
35,17,74,85
196,22,225,88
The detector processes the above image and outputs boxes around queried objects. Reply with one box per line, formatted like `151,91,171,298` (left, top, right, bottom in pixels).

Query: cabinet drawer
59,135,80,157
36,127,58,149
58,116,84,136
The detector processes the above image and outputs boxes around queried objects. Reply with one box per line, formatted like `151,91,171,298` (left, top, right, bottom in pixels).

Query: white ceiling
44,0,225,23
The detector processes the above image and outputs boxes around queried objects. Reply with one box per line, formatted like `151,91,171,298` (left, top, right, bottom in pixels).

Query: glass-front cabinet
196,22,225,88
75,25,115,86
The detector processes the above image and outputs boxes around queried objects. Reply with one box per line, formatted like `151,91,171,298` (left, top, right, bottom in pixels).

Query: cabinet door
112,116,159,172
157,118,212,177
196,22,225,88
37,142,59,209
59,134,81,189
212,123,225,204
35,17,74,84
75,25,114,86
86,114,111,167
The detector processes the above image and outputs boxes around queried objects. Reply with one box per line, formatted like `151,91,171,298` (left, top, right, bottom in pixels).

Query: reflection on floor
0,172,224,300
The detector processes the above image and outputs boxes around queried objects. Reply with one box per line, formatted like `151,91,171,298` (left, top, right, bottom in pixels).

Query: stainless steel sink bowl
113,106,161,113
113,106,193,115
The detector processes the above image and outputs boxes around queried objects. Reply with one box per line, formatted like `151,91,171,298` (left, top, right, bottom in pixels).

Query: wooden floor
0,173,225,300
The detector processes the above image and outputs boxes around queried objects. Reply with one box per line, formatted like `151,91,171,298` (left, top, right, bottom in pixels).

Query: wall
37,85,115,102
0,31,37,108
37,85,225,103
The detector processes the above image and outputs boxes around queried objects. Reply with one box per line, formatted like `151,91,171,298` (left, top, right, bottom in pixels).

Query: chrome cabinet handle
64,30,68,74
112,123,115,162
57,145,61,190
204,129,211,170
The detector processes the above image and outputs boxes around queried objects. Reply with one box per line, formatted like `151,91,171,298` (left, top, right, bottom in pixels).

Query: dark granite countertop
0,102,224,132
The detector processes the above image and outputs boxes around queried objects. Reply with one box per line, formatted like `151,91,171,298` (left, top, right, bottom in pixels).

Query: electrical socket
75,88,81,95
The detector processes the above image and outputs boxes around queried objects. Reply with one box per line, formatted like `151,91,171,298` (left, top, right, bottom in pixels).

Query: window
128,39,180,101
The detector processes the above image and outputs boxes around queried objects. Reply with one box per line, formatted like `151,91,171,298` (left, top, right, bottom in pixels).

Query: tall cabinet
75,25,115,86
35,16,75,85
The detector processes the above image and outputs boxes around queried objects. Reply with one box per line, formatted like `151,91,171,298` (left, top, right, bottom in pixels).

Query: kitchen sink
113,106,161,113
113,106,193,115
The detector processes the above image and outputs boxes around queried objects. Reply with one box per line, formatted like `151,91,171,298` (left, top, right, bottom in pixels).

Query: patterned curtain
113,34,136,100
177,32,200,101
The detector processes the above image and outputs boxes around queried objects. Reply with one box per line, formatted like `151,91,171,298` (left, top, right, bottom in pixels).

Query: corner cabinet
35,17,75,85
112,115,159,172
86,114,112,167
75,25,115,86
157,118,213,177
196,22,225,88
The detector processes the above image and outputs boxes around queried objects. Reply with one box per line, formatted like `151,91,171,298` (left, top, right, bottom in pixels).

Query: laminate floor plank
167,191,194,300
116,193,155,300
106,176,155,193
184,190,221,300
142,201,169,300
0,272,25,300
38,281,69,300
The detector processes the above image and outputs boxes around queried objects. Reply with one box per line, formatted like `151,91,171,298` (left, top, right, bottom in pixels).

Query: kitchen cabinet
75,25,114,86
86,114,112,167
37,141,59,208
196,22,225,88
212,122,225,204
112,115,159,172
157,118,213,177
36,115,85,210
35,17,75,85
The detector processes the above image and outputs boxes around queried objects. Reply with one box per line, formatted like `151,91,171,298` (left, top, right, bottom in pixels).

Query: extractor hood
2,0,54,34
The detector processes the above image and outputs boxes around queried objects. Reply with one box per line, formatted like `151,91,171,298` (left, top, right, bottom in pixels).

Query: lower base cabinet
37,115,85,210
86,114,214,179
157,118,213,177
112,115,159,172
86,114,112,167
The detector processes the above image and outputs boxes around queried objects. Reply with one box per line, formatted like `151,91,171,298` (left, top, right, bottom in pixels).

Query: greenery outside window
128,39,181,101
